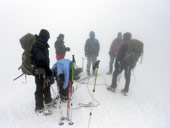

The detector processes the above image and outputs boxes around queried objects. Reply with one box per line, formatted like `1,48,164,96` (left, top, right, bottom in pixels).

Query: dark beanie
123,32,132,40
58,33,64,39
39,29,50,39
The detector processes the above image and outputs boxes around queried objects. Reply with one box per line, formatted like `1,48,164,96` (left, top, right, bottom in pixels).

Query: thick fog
0,0,170,94
0,1,170,127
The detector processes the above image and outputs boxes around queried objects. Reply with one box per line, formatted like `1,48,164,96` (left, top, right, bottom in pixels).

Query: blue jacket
84,38,100,57
52,59,72,89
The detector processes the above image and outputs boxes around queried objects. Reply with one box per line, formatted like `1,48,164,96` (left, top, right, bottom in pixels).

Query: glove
49,76,54,85
65,47,70,51
45,67,52,77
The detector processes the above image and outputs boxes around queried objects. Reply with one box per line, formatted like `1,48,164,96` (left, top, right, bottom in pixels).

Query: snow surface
0,62,170,128
0,0,170,128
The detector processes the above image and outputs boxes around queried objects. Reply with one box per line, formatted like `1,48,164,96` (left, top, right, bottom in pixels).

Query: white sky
0,0,170,85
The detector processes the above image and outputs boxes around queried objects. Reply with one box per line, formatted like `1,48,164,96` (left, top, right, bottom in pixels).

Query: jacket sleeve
84,39,89,56
96,39,100,56
63,62,71,89
97,39,100,50
63,69,69,89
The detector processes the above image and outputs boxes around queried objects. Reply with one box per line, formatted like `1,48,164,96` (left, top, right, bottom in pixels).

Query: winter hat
39,29,50,39
58,33,64,39
117,32,122,38
123,32,132,40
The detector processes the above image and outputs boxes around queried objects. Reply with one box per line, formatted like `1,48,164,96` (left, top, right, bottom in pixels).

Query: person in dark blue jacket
31,29,52,112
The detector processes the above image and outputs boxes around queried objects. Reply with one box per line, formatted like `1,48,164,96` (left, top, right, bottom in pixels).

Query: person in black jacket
54,34,70,60
31,29,52,112
107,32,133,96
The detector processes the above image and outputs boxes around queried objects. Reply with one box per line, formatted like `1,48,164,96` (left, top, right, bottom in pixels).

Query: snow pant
34,75,52,110
111,64,131,92
87,56,97,74
57,73,73,99
109,56,116,73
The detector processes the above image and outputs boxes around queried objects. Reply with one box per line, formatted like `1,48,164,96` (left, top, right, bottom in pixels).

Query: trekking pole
88,60,100,128
57,83,65,125
13,73,24,81
59,100,65,125
69,55,76,125
67,80,71,120
72,55,75,83
58,93,65,125
22,74,27,84
69,103,73,125
67,55,75,125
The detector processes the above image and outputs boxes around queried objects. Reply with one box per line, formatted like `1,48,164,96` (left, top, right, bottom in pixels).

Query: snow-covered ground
0,0,170,128
0,60,170,128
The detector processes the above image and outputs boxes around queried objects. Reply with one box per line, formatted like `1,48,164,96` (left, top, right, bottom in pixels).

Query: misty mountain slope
0,67,169,128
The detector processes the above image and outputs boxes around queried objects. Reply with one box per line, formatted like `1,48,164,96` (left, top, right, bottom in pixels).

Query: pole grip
93,60,100,70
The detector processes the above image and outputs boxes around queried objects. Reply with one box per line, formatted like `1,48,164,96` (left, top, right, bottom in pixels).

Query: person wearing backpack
107,32,143,96
54,34,70,60
107,32,123,75
84,31,100,76
31,29,52,113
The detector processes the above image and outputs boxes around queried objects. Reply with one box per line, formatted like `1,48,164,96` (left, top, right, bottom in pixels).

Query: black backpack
124,38,144,68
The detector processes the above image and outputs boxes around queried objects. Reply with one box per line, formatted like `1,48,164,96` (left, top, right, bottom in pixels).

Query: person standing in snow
107,32,123,75
107,32,139,96
84,31,100,76
54,34,70,60
31,29,52,112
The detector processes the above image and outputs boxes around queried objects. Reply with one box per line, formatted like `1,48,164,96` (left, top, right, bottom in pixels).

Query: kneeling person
52,59,79,102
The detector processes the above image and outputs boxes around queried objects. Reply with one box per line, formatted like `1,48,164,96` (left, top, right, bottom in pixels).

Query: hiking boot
45,98,57,108
106,71,112,75
35,108,44,113
60,95,68,103
107,86,116,93
121,89,128,96
61,98,67,103
74,75,80,80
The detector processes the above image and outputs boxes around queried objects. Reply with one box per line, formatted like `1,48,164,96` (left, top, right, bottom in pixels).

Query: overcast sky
0,0,170,84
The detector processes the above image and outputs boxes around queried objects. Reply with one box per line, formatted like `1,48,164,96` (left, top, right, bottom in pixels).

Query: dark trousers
34,75,52,110
111,64,131,92
109,56,116,73
57,73,73,99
